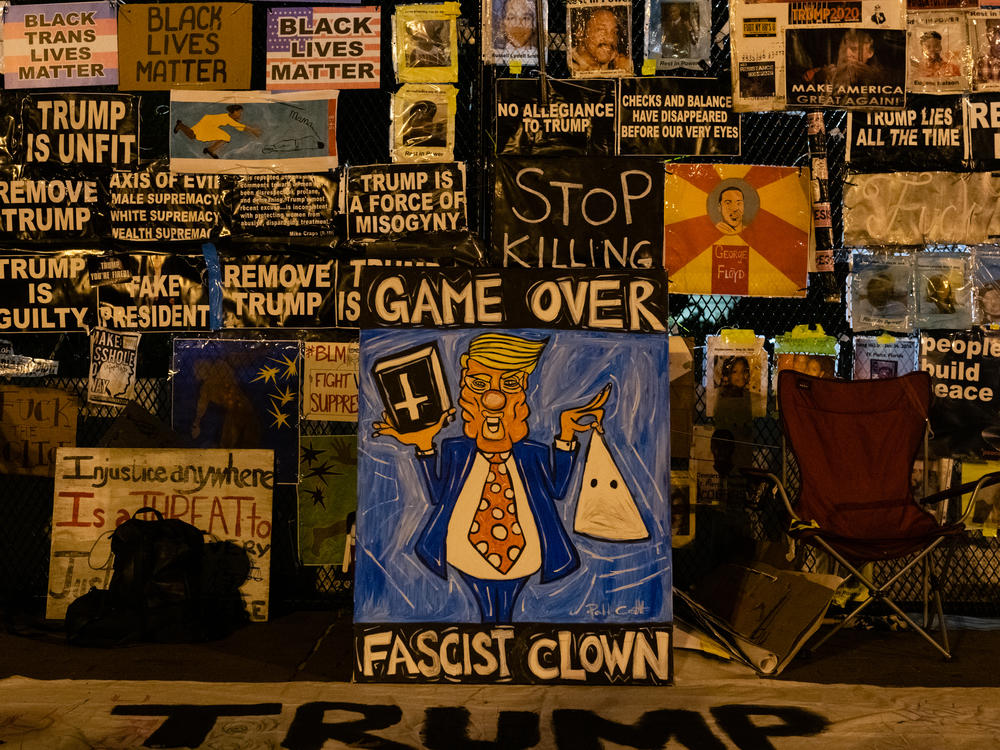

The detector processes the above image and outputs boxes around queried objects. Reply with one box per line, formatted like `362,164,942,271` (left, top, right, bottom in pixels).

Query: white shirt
445,451,542,580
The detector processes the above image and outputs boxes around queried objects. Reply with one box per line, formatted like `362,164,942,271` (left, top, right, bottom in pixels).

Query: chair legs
809,536,952,660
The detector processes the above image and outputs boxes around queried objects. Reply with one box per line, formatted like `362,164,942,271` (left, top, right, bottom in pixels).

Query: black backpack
66,507,251,646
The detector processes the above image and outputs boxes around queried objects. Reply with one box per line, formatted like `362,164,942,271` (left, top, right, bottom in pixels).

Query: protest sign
0,386,77,477
347,162,467,237
0,341,60,378
844,171,1000,245
46,448,273,621
303,340,359,421
618,77,740,156
220,254,337,327
172,339,300,484
730,0,906,111
664,164,812,296
921,330,1000,459
0,252,94,332
355,266,670,684
21,93,138,167
266,6,380,90
496,77,616,156
965,94,1000,170
87,328,141,408
87,254,131,287
230,173,342,238
109,166,223,242
117,2,252,90
298,435,357,566
96,253,210,331
493,157,663,268
847,96,965,171
0,174,103,241
3,2,118,88
170,90,338,174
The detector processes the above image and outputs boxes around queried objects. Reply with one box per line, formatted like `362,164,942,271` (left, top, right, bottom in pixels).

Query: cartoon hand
248,126,262,138
373,408,455,453
558,383,612,442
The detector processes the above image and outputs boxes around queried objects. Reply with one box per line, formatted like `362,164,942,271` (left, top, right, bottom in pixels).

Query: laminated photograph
644,0,710,71
906,11,970,94
850,252,915,334
484,0,546,66
704,334,767,419
970,10,1000,92
566,0,633,78
915,252,972,330
852,335,918,380
394,2,460,83
390,84,457,163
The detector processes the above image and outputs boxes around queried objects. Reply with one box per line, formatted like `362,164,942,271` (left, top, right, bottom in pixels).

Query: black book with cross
372,342,452,432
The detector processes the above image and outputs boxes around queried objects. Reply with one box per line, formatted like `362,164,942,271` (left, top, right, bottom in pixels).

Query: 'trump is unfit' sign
347,163,467,237
266,6,380,90
21,93,138,167
2,2,118,89
493,157,664,269
117,2,252,90
46,448,273,621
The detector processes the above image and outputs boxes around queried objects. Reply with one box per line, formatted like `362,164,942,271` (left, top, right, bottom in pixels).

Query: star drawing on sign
301,444,324,465
274,384,296,406
268,401,291,429
308,485,327,509
253,365,281,385
273,354,298,380
304,461,338,481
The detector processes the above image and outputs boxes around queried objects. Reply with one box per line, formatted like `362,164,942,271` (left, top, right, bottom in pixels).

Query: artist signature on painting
584,601,646,618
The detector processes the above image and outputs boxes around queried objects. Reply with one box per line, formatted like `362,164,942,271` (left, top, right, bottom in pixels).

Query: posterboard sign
220,254,337,328
906,10,969,94
0,386,78,477
87,328,140,408
298,435,357,566
852,335,918,379
109,167,224,242
0,252,94,332
46,448,273,621
844,171,1000,245
117,2,252,90
347,162,467,237
618,77,740,156
663,164,812,296
170,90,338,174
965,94,1000,170
846,96,965,171
96,253,210,331
21,93,138,168
729,0,906,111
0,174,104,242
921,330,1000,460
172,339,300,484
2,2,118,89
230,173,343,238
493,157,664,269
496,77,616,156
303,340,359,420
266,6,380,90
355,266,671,685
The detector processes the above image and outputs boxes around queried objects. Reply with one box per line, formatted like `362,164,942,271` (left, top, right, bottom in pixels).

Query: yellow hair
461,333,548,373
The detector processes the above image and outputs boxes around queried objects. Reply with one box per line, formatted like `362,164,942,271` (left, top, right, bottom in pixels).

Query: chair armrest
921,470,1000,524
739,468,804,524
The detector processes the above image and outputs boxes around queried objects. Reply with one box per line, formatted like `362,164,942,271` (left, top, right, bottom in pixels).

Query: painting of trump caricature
372,332,611,623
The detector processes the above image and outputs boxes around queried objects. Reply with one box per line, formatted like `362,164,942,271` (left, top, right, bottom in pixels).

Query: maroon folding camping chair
749,370,1000,659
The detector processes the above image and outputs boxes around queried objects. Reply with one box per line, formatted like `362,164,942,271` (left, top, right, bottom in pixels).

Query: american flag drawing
266,6,381,91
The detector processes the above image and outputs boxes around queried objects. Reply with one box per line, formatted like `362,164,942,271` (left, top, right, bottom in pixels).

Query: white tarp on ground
1,651,999,749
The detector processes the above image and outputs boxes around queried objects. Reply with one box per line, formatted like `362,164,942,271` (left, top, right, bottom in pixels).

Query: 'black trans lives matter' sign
493,157,664,269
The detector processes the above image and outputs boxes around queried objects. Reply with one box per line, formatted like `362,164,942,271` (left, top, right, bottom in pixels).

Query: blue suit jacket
414,436,581,584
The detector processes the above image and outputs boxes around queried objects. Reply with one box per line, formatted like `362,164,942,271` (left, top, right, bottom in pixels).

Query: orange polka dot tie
468,454,525,574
